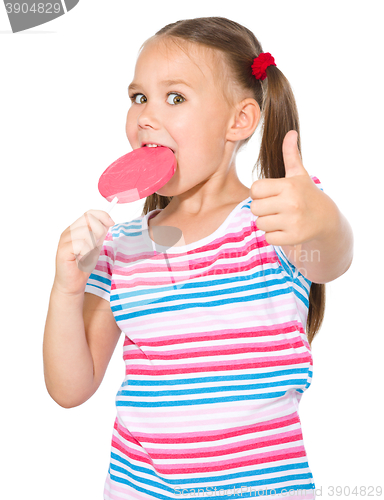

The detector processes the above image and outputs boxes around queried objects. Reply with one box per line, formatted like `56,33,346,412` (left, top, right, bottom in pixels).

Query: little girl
43,16,353,500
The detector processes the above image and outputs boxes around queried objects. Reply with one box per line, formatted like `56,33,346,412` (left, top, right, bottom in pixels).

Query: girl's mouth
141,143,175,154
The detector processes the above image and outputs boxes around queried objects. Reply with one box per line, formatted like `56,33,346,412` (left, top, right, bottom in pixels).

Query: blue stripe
110,451,313,487
114,286,304,322
111,266,284,302
116,391,288,407
124,368,311,386
111,272,310,315
109,463,314,500
87,273,111,287
118,378,308,398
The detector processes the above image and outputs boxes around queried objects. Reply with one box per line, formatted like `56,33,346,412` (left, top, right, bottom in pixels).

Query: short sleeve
84,227,115,301
309,174,324,193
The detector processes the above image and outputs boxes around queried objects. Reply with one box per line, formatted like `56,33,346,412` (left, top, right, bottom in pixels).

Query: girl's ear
226,98,261,142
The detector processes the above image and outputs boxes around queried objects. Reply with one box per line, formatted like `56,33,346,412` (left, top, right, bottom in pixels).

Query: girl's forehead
137,37,221,76
133,37,229,93
141,36,210,60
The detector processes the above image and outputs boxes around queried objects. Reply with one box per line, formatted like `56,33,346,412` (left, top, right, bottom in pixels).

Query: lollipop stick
107,196,119,215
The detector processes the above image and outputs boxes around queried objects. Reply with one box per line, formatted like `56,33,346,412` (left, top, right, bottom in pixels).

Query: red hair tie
251,52,276,81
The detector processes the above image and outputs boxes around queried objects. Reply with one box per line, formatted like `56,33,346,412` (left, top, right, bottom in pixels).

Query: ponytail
257,66,301,180
142,192,172,216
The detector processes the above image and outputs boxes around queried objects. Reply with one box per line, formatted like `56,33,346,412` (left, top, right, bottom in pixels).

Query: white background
1,1,383,499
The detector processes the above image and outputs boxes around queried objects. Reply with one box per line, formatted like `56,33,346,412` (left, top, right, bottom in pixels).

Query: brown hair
139,17,325,346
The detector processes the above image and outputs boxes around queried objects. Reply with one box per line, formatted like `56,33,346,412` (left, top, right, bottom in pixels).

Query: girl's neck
164,183,251,219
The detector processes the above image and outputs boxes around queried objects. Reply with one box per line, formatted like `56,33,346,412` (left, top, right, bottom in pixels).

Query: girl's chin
156,192,173,198
155,180,177,198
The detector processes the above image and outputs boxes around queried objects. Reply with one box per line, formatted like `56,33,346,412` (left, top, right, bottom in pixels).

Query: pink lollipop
98,146,176,213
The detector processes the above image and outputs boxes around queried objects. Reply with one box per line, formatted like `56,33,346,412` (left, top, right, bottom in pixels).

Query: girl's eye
129,92,185,105
131,93,147,104
167,93,185,105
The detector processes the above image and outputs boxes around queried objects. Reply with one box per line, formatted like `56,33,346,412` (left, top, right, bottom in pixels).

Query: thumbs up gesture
250,130,328,246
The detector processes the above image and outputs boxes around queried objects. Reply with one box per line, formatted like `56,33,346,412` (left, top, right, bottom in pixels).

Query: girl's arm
43,287,121,408
43,287,95,408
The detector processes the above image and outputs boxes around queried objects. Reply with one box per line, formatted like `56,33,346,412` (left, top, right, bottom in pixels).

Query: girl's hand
250,130,328,247
53,210,115,296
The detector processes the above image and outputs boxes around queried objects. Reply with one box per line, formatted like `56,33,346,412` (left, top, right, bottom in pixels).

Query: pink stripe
149,447,308,473
122,308,302,333
114,247,270,276
104,475,150,500
115,290,301,322
124,353,311,376
131,414,300,443
117,401,296,428
131,318,305,347
124,322,304,345
115,299,299,326
122,316,306,354
123,302,305,340
122,338,305,360
143,429,304,459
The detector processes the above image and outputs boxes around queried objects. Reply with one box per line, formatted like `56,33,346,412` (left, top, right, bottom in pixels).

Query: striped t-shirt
85,176,323,500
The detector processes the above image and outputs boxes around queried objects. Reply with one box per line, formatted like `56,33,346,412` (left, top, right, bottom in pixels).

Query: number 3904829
5,3,62,14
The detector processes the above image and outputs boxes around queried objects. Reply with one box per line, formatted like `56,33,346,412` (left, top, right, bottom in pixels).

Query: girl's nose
137,104,160,130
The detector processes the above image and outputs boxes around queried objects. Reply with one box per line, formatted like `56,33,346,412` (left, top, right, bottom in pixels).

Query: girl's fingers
68,211,112,252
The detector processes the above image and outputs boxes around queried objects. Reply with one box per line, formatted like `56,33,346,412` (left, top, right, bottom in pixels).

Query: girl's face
125,38,239,201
